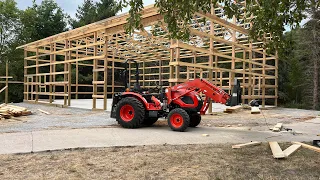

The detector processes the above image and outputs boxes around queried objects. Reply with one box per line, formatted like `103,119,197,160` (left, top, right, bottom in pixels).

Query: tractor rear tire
116,97,145,128
189,113,201,127
143,117,158,126
167,108,190,132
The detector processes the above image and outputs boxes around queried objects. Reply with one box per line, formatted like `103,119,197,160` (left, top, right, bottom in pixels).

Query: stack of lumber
0,104,32,120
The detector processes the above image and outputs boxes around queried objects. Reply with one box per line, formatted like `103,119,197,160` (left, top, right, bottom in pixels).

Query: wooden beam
195,12,249,35
292,142,320,153
283,144,301,157
0,86,8,94
232,141,261,149
269,142,285,159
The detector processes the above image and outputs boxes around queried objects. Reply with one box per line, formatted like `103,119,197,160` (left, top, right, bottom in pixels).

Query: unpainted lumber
38,109,50,115
232,141,261,149
292,142,320,153
269,142,285,159
283,144,301,157
251,107,261,114
272,123,283,132
224,105,243,113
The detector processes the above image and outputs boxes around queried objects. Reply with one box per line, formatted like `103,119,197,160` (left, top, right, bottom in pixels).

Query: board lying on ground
269,141,285,159
0,104,32,120
232,141,261,149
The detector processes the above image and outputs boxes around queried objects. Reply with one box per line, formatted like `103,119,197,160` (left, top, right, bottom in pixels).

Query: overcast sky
15,0,155,18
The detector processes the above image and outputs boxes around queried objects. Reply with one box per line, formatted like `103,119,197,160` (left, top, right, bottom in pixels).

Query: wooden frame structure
0,61,24,103
18,2,278,111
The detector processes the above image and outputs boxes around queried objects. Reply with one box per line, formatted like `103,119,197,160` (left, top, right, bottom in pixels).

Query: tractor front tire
189,113,201,127
143,117,158,126
167,108,190,132
116,97,145,128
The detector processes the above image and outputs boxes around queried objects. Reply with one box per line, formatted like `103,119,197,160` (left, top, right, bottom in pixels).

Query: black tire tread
189,113,201,127
143,117,158,126
116,97,145,128
167,108,190,132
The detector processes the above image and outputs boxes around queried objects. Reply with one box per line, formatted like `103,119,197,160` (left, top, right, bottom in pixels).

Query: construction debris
293,142,320,153
0,104,32,120
269,142,285,159
38,109,50,115
283,144,301,157
232,141,261,149
272,123,283,132
251,107,261,114
224,105,243,113
313,140,320,147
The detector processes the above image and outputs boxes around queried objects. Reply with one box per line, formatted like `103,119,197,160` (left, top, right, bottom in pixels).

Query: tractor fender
121,92,151,109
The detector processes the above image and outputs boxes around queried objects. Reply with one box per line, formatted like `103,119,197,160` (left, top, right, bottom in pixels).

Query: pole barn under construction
18,3,278,111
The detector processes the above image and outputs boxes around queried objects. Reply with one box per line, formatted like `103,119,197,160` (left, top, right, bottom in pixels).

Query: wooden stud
292,142,320,153
283,144,301,157
5,61,9,104
269,142,285,159
35,48,39,102
232,141,261,149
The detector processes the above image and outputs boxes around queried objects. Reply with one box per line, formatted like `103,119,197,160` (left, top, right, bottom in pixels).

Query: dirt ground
200,108,319,128
0,143,318,180
1,103,318,133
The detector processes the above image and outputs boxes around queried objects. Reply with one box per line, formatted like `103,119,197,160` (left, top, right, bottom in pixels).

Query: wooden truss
18,2,278,110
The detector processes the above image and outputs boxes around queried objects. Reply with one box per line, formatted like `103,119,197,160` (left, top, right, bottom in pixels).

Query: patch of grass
0,143,319,179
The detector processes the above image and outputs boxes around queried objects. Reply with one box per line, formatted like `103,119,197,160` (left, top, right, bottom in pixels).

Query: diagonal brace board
0,86,8,94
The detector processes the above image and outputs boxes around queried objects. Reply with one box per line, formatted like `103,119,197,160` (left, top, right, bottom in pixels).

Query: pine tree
70,0,98,29
96,0,118,20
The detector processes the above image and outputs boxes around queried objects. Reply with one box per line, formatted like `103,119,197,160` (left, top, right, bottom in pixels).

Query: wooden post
24,50,28,101
68,40,72,106
76,40,79,100
207,4,216,113
175,47,180,83
169,40,175,87
103,35,108,110
53,43,56,101
93,32,98,110
275,50,279,106
262,46,266,107
5,61,9,104
248,42,253,103
49,43,53,103
242,50,246,104
35,47,39,102
64,40,68,106
112,52,115,95
143,61,145,87
230,15,236,94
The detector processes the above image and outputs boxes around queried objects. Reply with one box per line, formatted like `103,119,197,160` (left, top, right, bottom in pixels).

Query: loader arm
167,79,232,114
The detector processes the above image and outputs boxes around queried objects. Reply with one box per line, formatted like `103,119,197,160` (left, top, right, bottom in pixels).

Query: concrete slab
0,126,316,155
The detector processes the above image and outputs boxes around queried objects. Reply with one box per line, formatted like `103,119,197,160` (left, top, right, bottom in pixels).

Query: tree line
0,0,319,110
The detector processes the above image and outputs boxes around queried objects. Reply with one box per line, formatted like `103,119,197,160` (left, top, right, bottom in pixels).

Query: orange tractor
111,60,241,132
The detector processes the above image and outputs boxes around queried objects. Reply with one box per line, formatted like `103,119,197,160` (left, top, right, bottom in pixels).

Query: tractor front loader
111,60,241,132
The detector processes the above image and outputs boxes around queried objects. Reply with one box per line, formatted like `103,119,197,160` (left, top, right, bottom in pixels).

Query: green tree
301,10,320,109
0,0,20,63
120,0,319,49
97,0,119,20
71,0,119,29
70,0,98,28
20,0,68,42
0,0,22,103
